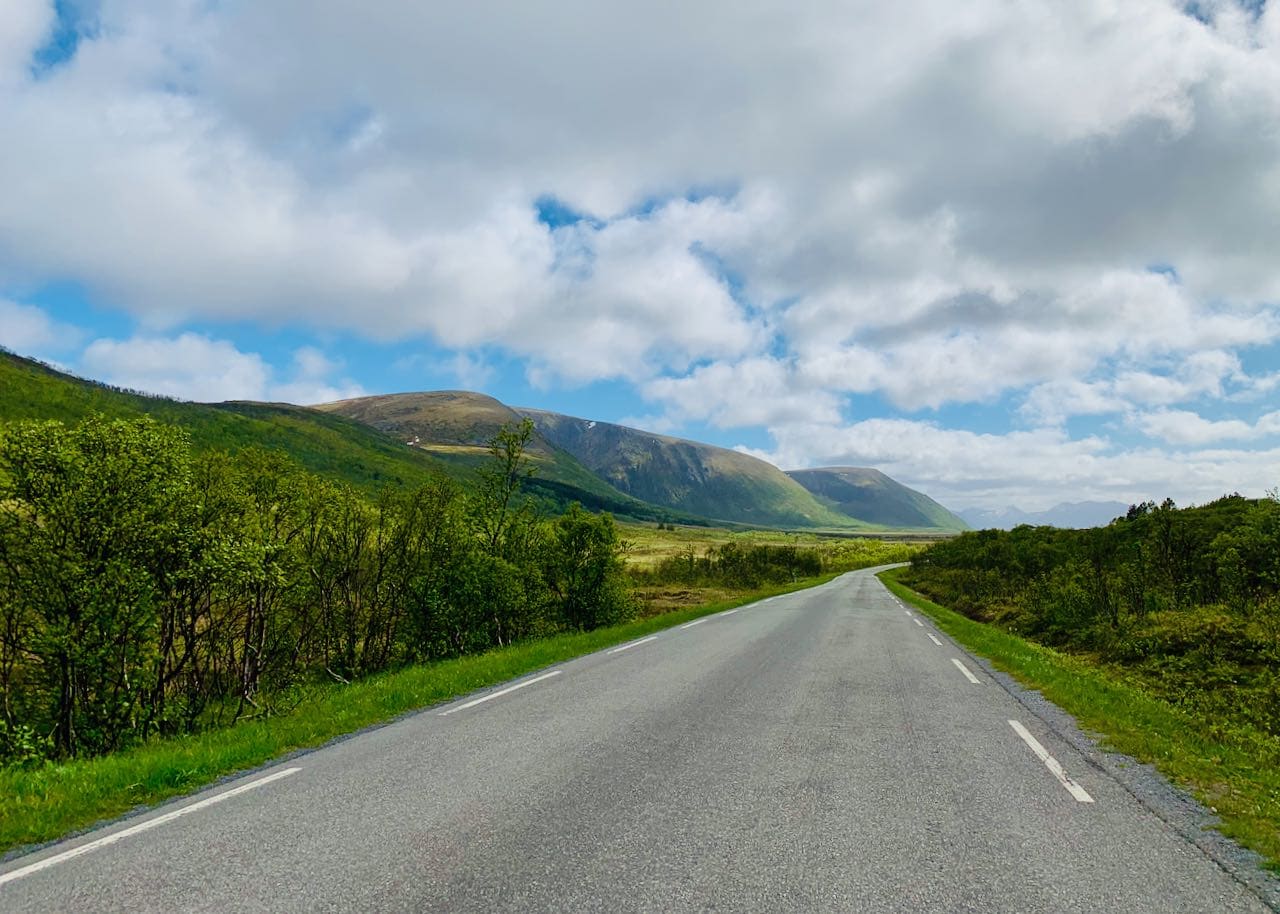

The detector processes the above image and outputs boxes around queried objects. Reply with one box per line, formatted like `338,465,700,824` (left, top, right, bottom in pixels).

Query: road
0,567,1271,912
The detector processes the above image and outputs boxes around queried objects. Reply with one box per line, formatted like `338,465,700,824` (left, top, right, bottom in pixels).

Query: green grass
879,567,1280,872
0,570,855,856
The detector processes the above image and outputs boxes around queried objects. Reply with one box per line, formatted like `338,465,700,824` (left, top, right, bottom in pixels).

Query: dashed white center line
0,766,302,887
913,618,924,627
927,633,943,646
1009,719,1095,803
439,670,562,716
680,618,708,629
904,610,913,617
720,609,739,617
606,635,659,655
951,658,981,684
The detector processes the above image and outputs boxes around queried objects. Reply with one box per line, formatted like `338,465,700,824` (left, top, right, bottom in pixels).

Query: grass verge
879,567,1280,872
1,568,854,857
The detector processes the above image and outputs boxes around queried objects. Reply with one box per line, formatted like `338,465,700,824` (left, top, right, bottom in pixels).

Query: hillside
520,409,865,530
0,349,451,492
0,352,964,532
785,467,968,532
316,392,705,523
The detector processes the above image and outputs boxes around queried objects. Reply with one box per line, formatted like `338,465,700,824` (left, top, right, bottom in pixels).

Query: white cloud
81,333,271,401
79,334,362,404
1022,349,1251,425
0,0,53,85
1136,408,1280,446
643,357,843,429
0,298,82,355
2,1,1280,506
748,418,1280,512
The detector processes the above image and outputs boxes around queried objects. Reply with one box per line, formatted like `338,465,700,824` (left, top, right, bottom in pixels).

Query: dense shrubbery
0,416,632,763
902,495,1280,738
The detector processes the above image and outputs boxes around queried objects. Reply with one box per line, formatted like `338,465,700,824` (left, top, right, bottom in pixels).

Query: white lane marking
913,618,924,627
0,767,302,888
720,609,739,617
1009,720,1095,803
951,658,981,684
439,670,562,716
606,635,659,656
904,610,913,617
928,633,943,646
680,618,708,629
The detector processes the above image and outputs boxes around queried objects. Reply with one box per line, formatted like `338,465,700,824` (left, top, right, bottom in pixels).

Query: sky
1,0,1278,512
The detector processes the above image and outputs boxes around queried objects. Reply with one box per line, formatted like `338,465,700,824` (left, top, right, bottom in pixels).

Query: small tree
544,504,633,631
474,419,537,557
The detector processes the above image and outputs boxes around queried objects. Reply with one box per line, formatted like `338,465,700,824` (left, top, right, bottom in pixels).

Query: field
619,521,922,615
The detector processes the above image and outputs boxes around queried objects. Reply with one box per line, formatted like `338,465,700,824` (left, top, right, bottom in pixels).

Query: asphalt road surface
1,567,1271,913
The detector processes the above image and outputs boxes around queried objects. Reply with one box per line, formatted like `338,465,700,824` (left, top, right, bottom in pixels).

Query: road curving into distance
1,567,1271,913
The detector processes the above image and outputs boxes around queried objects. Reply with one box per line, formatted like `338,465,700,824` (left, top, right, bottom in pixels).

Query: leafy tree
544,504,633,630
0,416,194,756
474,418,537,557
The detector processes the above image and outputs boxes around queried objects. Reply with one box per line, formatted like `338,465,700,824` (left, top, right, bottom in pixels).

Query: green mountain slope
316,392,705,523
0,349,451,491
0,352,963,532
786,467,968,531
520,409,866,530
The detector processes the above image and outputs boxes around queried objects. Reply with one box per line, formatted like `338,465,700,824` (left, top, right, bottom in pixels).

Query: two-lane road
1,568,1270,912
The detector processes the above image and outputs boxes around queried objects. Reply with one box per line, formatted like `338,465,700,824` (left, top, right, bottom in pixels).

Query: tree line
902,495,1280,739
0,416,631,763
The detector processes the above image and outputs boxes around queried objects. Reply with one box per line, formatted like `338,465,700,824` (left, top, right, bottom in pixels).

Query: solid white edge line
438,670,562,716
951,658,981,684
1008,719,1095,803
605,635,658,656
928,633,943,646
913,618,924,627
719,609,739,616
680,618,708,629
0,767,303,888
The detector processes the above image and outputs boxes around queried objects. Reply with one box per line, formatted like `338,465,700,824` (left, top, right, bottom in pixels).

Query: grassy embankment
0,543,894,857
879,567,1280,871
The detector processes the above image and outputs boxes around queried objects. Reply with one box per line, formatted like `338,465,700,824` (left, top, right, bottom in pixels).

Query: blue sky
2,0,1279,511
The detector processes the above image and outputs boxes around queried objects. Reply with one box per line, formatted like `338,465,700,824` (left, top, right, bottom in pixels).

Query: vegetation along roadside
0,411,915,855
880,496,1280,871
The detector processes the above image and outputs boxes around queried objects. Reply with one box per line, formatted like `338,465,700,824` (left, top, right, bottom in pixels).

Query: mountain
0,349,452,492
518,409,865,530
959,501,1129,530
0,350,965,532
316,392,707,523
785,467,968,532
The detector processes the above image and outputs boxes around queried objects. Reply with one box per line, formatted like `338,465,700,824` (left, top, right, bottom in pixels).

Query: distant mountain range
0,348,968,532
319,391,968,531
958,501,1130,530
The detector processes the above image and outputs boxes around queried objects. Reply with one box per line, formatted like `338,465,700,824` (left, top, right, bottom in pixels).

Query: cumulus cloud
2,0,1279,505
643,357,843,429
748,418,1280,512
1022,349,1253,425
0,298,82,355
79,334,362,404
1136,408,1280,446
